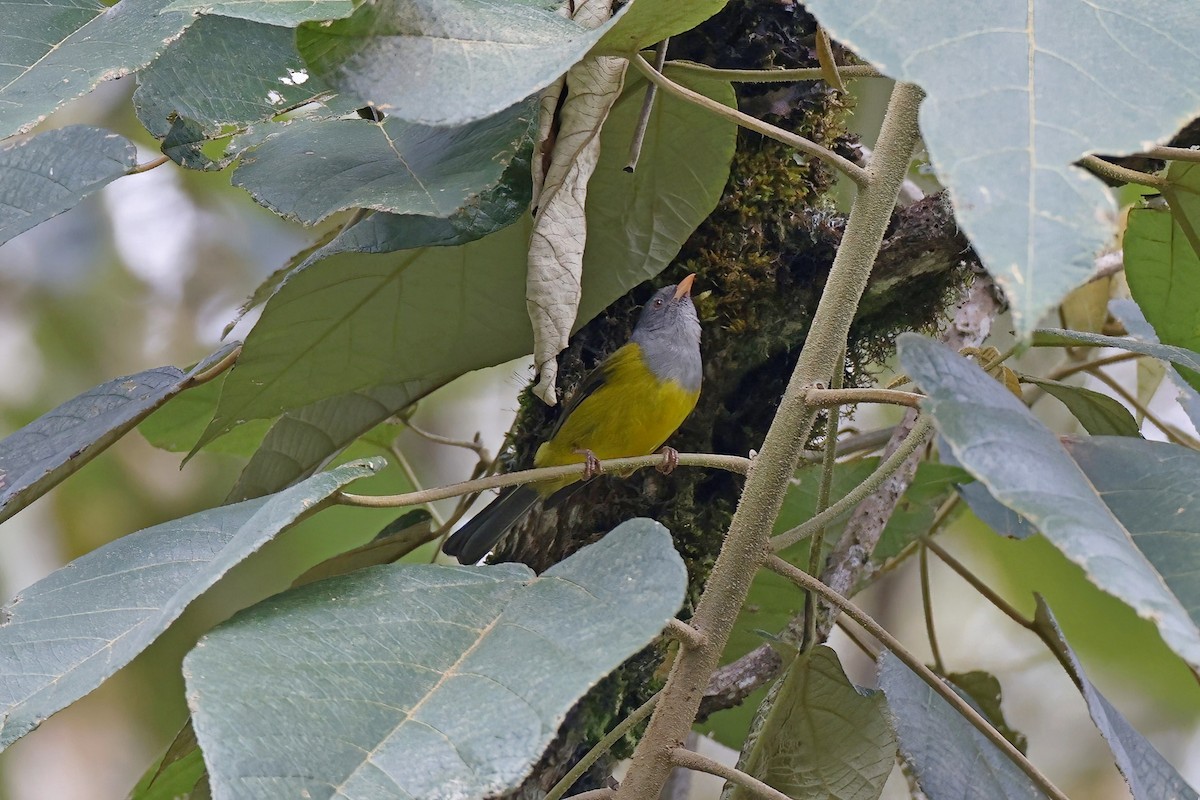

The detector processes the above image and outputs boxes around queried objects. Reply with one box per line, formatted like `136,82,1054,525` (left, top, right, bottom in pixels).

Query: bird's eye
653,298,665,308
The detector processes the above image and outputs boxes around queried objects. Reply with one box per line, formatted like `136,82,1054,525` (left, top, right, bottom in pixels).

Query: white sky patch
266,89,285,105
279,68,309,86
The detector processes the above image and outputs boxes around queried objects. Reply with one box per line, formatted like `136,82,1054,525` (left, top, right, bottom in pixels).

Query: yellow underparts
533,343,700,494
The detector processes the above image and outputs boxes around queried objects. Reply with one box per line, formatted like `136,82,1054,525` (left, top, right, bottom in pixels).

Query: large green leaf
232,100,536,225
1020,376,1142,437
0,126,137,246
899,333,1200,671
804,0,1200,336
161,0,357,25
728,646,895,800
195,68,735,449
185,518,686,799
0,344,237,525
595,0,728,54
0,0,196,138
0,459,380,752
137,371,271,456
878,651,1043,800
133,15,335,140
295,0,625,127
1125,163,1200,394
1036,598,1198,800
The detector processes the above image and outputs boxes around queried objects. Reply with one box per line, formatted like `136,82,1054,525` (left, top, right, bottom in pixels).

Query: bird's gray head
631,274,703,391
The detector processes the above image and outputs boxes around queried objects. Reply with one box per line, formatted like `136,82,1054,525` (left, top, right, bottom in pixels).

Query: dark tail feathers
442,485,541,563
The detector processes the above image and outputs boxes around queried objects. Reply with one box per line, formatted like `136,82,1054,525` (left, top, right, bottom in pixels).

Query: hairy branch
671,748,793,800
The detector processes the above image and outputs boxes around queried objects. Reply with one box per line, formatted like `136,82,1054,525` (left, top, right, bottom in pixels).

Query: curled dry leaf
527,0,627,405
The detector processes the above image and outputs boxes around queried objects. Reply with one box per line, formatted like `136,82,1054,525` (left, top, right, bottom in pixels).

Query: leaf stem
545,692,660,800
922,537,1035,631
1078,154,1166,188
128,155,170,175
625,38,669,173
665,618,706,649
630,54,871,187
764,556,1069,800
670,748,792,800
402,421,488,457
803,350,844,651
664,61,884,83
805,387,923,409
186,345,242,387
919,543,946,673
1046,351,1142,381
336,452,751,508
772,416,934,551
1144,145,1200,163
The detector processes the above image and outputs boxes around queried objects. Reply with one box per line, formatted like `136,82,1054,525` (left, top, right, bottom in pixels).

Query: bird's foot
575,448,602,480
656,446,679,475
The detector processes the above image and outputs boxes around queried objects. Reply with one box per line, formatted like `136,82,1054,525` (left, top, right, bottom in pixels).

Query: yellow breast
534,343,700,470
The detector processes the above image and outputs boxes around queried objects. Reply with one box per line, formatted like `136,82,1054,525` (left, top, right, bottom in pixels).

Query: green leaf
595,0,728,54
879,651,1043,800
0,344,236,525
958,481,1038,540
195,68,735,448
580,65,737,305
1109,298,1200,433
0,0,196,138
161,0,357,25
730,646,896,800
129,722,207,800
803,0,1200,336
227,384,419,501
292,509,435,585
0,459,381,752
185,518,686,799
295,0,624,127
232,100,536,225
944,671,1027,755
899,333,1200,671
1036,597,1198,800
1061,436,1200,634
137,371,271,456
1125,164,1200,394
1033,327,1200,374
133,15,335,141
0,126,137,246
1020,376,1142,437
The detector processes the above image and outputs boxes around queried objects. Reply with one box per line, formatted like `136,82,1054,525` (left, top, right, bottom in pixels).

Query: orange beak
674,273,696,300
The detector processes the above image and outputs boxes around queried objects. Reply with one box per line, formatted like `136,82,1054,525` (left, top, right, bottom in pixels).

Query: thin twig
834,615,879,660
545,693,660,800
388,438,446,528
922,538,1035,631
772,416,935,551
664,61,884,83
403,420,488,456
670,748,792,800
919,543,945,674
764,556,1070,800
1046,351,1142,381
337,452,752,508
804,350,844,651
1078,154,1166,188
564,790,614,800
805,387,924,409
798,426,895,463
128,155,170,175
625,38,669,172
629,54,871,187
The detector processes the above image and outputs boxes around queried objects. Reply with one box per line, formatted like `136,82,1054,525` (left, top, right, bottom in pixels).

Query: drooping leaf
0,343,237,525
879,651,1044,800
0,126,137,246
195,67,735,447
137,371,271,456
133,15,335,140
292,509,435,585
1035,597,1199,800
129,722,207,800
1020,376,1142,437
0,459,381,751
1109,298,1200,435
1125,163,1200,394
0,0,196,138
803,0,1200,336
232,99,536,225
899,333,1200,671
186,518,686,799
728,646,896,800
594,0,728,54
161,0,358,25
295,0,626,127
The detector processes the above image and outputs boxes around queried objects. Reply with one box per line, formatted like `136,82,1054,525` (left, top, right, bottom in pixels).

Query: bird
442,273,703,563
